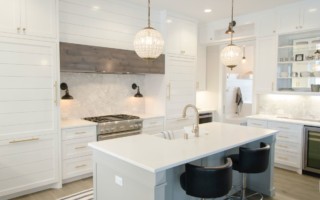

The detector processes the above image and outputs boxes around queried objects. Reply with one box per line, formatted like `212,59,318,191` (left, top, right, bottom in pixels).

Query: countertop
61,119,97,129
247,114,320,126
137,113,164,119
88,122,277,173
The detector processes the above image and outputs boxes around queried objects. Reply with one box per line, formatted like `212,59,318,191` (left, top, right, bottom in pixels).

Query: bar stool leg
241,173,247,200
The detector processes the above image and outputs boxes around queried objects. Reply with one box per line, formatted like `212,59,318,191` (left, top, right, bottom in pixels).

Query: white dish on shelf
313,71,320,77
280,72,289,78
300,71,312,77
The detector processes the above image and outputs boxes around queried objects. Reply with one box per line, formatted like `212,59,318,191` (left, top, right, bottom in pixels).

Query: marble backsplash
257,94,320,119
60,73,145,119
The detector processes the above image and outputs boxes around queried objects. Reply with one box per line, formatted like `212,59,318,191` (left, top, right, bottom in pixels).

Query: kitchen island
88,122,277,200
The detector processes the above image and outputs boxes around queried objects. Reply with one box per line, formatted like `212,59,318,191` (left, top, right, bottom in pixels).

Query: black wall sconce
60,82,73,100
132,83,143,98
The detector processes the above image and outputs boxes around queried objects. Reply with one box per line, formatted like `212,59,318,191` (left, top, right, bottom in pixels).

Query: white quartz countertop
247,115,320,126
88,122,277,173
61,119,97,129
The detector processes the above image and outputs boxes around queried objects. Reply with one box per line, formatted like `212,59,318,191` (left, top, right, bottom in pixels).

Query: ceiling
125,0,304,22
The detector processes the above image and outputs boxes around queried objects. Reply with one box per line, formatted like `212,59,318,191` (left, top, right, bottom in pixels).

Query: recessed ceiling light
92,6,100,11
166,19,173,23
308,8,317,13
204,9,212,13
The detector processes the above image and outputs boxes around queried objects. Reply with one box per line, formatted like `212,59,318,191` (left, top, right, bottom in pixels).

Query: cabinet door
180,19,197,57
21,0,56,38
165,16,197,57
165,17,181,55
196,45,206,91
0,38,58,136
301,1,320,30
254,36,277,93
277,5,301,34
0,0,21,34
256,11,277,37
0,133,58,197
166,55,196,120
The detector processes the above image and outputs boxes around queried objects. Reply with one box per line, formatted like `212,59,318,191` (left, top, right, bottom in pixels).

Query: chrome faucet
182,104,200,137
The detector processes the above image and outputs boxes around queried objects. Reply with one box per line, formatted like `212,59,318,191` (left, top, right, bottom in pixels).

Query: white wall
59,0,162,50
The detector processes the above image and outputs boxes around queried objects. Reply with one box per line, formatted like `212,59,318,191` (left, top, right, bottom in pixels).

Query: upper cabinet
0,0,57,40
277,0,320,34
256,10,277,37
165,16,197,57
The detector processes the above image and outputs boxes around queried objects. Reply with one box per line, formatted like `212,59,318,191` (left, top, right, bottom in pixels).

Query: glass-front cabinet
277,30,320,92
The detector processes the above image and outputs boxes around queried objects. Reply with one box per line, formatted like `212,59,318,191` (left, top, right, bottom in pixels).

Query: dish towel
235,87,243,115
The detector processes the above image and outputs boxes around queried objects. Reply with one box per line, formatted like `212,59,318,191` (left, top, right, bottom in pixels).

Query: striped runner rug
57,188,93,200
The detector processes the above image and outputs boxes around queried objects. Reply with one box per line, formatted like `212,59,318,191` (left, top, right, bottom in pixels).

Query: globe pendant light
133,0,164,60
220,0,241,70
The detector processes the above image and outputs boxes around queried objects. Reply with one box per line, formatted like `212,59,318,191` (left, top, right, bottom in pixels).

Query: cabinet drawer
275,149,301,168
63,136,95,160
143,118,164,128
276,131,301,143
63,156,92,179
268,121,303,133
275,140,301,153
0,133,57,196
247,119,268,128
62,126,96,140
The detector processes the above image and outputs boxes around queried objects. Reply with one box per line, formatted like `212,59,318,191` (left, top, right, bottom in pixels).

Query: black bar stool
229,142,270,200
180,158,233,200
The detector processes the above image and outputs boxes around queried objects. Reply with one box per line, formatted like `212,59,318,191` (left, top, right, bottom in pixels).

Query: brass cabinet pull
167,83,171,100
10,137,39,144
75,132,87,135
75,164,87,169
75,146,87,150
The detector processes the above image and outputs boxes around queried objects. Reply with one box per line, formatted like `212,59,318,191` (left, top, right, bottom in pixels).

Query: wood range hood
60,42,165,74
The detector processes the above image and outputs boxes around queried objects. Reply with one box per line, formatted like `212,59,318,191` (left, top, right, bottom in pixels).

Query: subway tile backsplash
60,73,145,119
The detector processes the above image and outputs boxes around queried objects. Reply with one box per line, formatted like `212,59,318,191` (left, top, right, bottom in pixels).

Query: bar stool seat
180,158,233,199
229,142,270,200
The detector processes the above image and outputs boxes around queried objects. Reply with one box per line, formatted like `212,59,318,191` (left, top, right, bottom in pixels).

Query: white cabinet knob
23,28,26,32
17,27,21,33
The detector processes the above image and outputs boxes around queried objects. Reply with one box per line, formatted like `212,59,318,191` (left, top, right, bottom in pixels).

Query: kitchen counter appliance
303,126,320,176
84,114,143,141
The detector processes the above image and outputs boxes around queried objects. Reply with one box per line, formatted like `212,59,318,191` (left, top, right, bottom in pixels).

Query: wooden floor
12,168,319,200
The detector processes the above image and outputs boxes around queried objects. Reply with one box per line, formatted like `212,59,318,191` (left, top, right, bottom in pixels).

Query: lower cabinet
62,125,96,182
0,133,58,197
247,119,303,172
142,117,164,135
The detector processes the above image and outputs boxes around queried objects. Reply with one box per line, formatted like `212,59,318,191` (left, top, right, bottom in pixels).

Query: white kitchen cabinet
277,0,320,34
0,133,58,197
247,118,303,173
196,45,207,91
165,16,197,57
62,125,96,182
268,121,303,171
165,55,197,121
0,0,57,39
256,10,277,37
0,37,59,198
142,117,164,135
254,36,277,93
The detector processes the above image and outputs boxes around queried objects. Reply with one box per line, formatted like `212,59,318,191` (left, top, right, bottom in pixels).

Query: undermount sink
154,126,209,140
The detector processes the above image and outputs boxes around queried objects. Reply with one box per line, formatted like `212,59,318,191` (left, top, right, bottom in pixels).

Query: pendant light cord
148,0,151,27
229,0,234,45
231,0,234,24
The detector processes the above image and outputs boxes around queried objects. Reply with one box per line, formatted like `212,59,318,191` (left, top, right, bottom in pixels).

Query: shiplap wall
59,0,162,50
